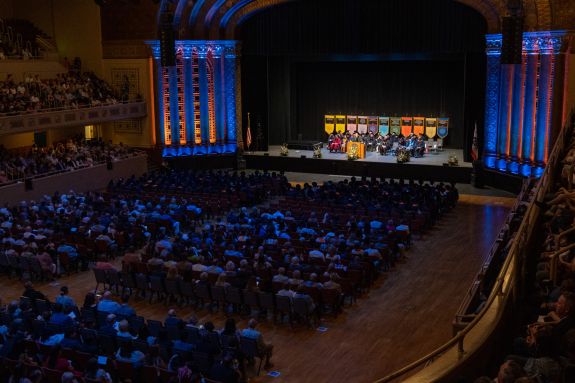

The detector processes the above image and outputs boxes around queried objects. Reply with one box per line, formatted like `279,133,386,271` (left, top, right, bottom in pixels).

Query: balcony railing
0,101,147,135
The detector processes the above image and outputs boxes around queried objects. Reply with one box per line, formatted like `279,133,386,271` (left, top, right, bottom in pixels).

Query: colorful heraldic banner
379,117,390,135
425,118,437,138
401,117,413,137
357,116,368,134
324,115,335,135
390,117,401,135
437,118,449,138
413,117,425,136
368,117,379,134
347,115,358,133
335,115,346,133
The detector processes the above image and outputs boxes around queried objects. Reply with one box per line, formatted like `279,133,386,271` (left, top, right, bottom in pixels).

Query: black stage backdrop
292,60,464,143
239,0,487,159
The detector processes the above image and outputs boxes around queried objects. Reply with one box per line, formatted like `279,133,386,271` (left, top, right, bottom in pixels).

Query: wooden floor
0,194,515,383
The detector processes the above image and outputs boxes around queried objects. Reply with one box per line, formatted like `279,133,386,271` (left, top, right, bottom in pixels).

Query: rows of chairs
94,269,340,325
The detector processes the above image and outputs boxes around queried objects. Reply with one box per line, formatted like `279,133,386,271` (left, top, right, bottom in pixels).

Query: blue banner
379,117,390,135
437,118,449,138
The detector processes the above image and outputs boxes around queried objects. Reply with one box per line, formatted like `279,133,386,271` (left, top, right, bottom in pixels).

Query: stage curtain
413,117,425,135
325,115,335,135
401,117,413,137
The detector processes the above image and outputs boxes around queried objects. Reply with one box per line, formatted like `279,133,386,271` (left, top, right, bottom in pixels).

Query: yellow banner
325,115,335,135
425,118,437,138
335,115,346,133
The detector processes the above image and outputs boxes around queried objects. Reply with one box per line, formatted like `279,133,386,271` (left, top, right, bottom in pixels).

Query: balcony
0,101,147,135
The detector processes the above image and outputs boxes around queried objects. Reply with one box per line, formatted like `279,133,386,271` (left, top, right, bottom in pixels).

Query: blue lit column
483,31,567,177
521,47,539,172
146,40,240,156
212,47,225,153
224,44,238,153
483,37,501,169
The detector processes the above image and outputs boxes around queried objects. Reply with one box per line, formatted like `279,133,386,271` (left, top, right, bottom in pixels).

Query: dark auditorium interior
0,0,575,382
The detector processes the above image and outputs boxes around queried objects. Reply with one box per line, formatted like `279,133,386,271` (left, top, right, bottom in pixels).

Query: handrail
375,112,574,383
0,100,130,118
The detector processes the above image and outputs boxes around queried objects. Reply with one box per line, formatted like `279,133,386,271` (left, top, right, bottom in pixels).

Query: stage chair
436,138,444,151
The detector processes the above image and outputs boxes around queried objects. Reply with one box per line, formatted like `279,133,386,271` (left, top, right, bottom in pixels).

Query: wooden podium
346,142,366,159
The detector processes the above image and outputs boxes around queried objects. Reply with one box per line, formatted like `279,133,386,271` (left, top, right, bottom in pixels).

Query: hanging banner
437,117,449,138
401,116,413,137
324,115,335,135
413,117,425,136
390,117,401,135
425,117,437,138
335,115,346,133
378,117,390,136
357,116,368,134
347,115,358,133
368,116,379,134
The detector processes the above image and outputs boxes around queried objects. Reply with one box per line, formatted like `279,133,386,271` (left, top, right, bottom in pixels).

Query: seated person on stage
414,136,426,157
328,135,342,152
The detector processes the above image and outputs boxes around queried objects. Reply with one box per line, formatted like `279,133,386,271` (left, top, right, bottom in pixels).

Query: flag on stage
471,122,479,161
246,113,252,150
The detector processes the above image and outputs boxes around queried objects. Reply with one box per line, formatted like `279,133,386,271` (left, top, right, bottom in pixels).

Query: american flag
471,122,479,161
246,112,252,150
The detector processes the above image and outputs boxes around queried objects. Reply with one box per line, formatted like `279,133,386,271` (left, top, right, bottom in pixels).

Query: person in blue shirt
97,291,121,314
49,303,74,329
240,319,273,369
116,295,136,318
57,243,78,258
115,342,145,367
55,286,76,308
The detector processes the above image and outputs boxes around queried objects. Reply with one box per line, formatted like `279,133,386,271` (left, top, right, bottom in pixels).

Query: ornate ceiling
158,0,564,40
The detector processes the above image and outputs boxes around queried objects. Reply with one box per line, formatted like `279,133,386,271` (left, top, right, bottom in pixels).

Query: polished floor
0,194,515,383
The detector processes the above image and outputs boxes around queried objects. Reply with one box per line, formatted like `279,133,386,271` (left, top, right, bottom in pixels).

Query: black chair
194,283,212,309
164,278,181,305
239,336,264,376
293,297,315,328
166,324,181,341
210,285,227,312
149,275,165,303
242,289,260,316
93,268,108,292
275,295,292,325
258,292,275,320
98,333,117,355
135,273,149,299
192,351,213,375
121,272,136,296
147,319,164,337
225,287,243,313
179,280,196,305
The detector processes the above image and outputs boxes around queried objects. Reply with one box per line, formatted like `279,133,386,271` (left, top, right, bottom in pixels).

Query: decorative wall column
484,31,567,177
146,40,240,157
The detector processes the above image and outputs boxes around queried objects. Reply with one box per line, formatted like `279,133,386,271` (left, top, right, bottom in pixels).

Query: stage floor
248,145,471,168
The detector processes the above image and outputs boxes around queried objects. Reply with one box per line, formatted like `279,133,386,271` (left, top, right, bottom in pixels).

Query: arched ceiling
162,0,559,40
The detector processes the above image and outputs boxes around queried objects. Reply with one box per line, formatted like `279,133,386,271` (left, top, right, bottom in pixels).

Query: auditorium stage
244,145,473,184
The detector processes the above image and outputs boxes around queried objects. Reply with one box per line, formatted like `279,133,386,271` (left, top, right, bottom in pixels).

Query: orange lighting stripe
148,57,156,146
517,55,526,160
505,65,514,157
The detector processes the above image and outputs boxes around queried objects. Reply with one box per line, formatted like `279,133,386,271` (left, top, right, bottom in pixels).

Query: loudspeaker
263,153,269,156
501,16,523,64
301,155,306,158
159,12,175,67
24,178,33,191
